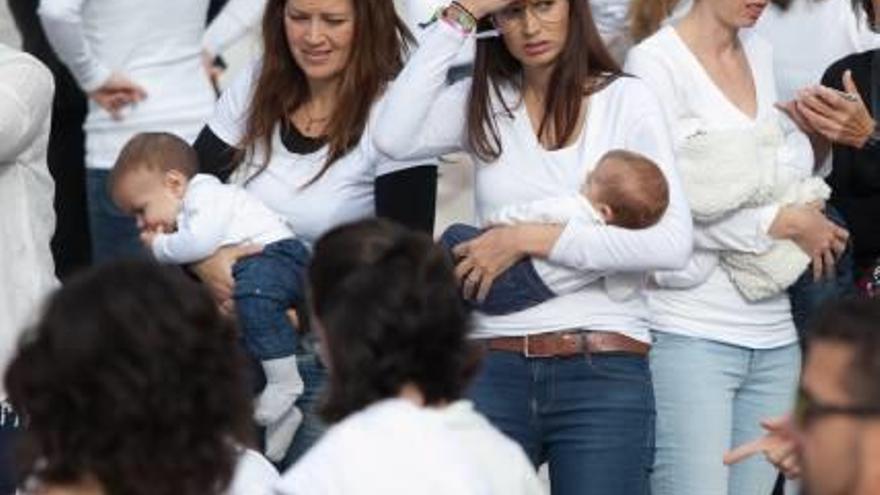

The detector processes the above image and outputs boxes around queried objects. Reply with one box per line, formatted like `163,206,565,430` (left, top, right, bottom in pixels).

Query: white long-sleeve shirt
37,0,251,170
277,399,544,495
754,0,880,103
486,195,643,301
374,21,693,342
0,45,58,400
202,0,265,58
626,26,801,348
152,174,294,264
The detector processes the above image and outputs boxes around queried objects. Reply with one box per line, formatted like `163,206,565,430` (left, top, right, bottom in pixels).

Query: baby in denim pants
111,132,305,462
440,149,669,314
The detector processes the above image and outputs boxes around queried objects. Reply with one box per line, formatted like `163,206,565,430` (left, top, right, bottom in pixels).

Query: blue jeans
787,207,855,341
439,224,556,315
0,402,20,495
233,239,310,361
85,169,147,264
469,347,655,495
650,332,800,495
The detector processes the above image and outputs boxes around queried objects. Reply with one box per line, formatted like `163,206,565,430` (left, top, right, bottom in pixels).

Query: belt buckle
523,333,553,358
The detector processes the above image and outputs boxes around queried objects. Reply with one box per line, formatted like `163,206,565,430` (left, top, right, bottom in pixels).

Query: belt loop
580,331,592,363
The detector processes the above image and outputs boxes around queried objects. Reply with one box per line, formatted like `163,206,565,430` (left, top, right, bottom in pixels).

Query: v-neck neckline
668,26,762,123
513,85,600,155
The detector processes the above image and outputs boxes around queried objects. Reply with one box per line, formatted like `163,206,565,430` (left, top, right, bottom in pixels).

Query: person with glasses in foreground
725,296,880,495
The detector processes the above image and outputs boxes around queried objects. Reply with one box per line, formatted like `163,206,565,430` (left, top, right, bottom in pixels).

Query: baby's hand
139,226,164,247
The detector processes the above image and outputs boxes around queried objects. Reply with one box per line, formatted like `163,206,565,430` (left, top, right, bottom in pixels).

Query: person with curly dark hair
4,261,279,495
275,219,543,495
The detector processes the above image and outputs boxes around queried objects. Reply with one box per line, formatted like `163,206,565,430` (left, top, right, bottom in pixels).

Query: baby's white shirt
486,194,644,301
152,174,295,264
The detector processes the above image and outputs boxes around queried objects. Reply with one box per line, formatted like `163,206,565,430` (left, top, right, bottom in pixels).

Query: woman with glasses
624,1,849,494
373,0,693,493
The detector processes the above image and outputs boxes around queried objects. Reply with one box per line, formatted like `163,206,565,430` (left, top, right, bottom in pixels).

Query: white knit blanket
676,124,829,301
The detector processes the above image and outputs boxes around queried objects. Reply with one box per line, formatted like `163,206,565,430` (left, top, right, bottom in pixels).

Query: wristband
441,4,477,34
450,1,478,22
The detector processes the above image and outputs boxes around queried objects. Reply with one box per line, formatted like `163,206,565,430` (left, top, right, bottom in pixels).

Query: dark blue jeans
233,239,310,361
86,169,147,264
0,402,20,495
439,224,556,315
787,207,855,341
469,348,655,495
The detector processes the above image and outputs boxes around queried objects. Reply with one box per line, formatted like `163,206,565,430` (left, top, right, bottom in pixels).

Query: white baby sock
264,404,304,463
254,355,304,426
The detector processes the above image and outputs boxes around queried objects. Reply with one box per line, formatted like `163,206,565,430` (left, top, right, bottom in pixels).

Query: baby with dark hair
441,149,669,314
109,132,307,462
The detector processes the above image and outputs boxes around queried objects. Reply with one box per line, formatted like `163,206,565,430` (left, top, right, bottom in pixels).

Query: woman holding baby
373,0,692,493
624,0,849,494
188,0,437,467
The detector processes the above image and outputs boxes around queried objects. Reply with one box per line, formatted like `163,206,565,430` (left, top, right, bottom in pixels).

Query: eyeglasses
794,388,880,429
491,0,568,33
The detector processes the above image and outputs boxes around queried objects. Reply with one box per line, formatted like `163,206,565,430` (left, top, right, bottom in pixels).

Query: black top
823,51,880,268
192,125,437,235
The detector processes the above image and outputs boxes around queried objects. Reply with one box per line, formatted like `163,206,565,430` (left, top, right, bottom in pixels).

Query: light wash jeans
649,331,800,495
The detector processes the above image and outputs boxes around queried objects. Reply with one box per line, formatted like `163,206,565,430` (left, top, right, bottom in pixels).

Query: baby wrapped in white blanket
655,120,827,301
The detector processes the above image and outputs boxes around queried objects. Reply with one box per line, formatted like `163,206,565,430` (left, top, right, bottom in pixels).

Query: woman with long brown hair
189,0,437,467
373,0,693,493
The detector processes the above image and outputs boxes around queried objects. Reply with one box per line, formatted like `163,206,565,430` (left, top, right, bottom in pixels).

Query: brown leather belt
485,330,650,358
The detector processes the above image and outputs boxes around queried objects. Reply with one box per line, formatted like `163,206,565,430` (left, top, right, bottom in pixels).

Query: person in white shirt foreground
276,219,544,495
439,149,669,314
0,43,59,495
109,132,308,463
4,261,279,495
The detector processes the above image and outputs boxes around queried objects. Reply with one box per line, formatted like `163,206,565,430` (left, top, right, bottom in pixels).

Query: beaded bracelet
450,1,478,23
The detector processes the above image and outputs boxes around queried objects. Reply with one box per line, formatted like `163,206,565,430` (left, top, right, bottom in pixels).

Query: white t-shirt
754,0,880,102
151,174,294,264
373,21,693,342
37,0,251,170
625,26,800,349
228,449,280,495
276,399,544,495
207,63,420,246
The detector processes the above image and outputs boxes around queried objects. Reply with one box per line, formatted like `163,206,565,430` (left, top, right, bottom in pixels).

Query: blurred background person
8,0,90,279
0,43,57,495
37,0,263,264
755,0,880,104
784,0,880,296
